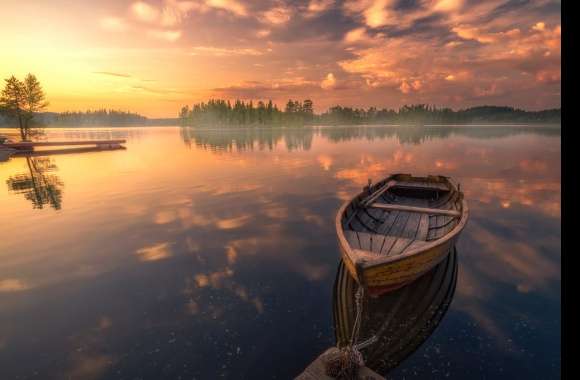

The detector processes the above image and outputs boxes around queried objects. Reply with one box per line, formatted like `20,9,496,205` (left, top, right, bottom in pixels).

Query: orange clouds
147,29,182,42
464,178,560,218
320,73,337,89
338,36,431,93
189,46,264,57
132,1,160,23
105,0,250,43
452,26,498,44
0,278,30,292
134,242,173,261
262,4,293,25
307,0,335,15
363,0,392,28
433,0,464,13
343,0,396,28
344,27,370,43
99,17,128,32
0,0,561,116
337,16,560,104
399,80,422,94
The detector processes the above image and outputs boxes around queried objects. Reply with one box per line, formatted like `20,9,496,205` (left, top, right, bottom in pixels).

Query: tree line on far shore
179,100,561,126
178,99,315,126
319,104,560,124
39,110,147,126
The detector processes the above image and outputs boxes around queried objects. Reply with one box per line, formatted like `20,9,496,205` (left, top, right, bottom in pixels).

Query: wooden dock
12,146,126,157
1,139,126,151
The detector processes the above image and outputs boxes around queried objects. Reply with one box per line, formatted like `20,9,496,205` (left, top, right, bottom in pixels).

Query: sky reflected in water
0,125,560,379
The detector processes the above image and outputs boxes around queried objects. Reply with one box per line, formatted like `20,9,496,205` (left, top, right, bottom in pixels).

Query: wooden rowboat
336,173,468,296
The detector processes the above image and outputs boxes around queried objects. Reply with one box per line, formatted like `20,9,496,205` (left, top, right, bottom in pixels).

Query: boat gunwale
335,174,469,277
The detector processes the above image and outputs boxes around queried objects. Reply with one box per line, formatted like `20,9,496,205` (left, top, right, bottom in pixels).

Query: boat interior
340,175,463,258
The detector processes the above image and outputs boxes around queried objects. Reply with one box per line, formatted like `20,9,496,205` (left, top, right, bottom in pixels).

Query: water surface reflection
181,125,560,151
0,125,560,379
6,157,63,210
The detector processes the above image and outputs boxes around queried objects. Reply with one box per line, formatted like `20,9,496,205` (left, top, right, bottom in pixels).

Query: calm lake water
0,125,560,379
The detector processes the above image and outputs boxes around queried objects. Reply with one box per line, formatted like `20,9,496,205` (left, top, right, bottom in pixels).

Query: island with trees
178,99,315,126
179,100,560,126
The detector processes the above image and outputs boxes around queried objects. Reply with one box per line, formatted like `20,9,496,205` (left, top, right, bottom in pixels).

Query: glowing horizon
0,0,561,118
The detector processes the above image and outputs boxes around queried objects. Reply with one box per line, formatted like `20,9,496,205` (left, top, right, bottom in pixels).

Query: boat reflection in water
333,247,458,376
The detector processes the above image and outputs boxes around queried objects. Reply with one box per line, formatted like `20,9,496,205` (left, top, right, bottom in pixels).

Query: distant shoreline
0,104,561,130
0,123,562,129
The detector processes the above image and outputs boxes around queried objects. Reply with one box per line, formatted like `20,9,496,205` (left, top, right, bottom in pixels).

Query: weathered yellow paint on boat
362,240,453,287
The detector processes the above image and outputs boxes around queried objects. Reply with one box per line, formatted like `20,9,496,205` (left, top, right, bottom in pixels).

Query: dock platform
1,139,126,151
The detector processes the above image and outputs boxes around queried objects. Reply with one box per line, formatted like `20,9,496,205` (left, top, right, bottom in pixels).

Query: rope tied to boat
324,285,374,379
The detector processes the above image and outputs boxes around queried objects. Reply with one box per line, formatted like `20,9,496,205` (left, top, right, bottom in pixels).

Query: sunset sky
0,0,561,117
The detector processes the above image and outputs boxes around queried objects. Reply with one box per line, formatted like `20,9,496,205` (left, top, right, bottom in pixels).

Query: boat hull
360,243,455,296
339,236,455,296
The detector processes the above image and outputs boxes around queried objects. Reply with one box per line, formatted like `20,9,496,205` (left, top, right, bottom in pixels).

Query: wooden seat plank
369,203,461,217
395,181,449,192
361,180,397,206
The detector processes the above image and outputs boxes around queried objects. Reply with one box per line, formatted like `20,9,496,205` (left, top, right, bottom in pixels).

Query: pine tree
0,76,26,138
22,74,48,133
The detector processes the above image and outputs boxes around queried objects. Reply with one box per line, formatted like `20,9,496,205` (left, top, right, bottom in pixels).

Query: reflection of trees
319,125,560,145
6,157,63,210
181,125,560,151
180,127,314,152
